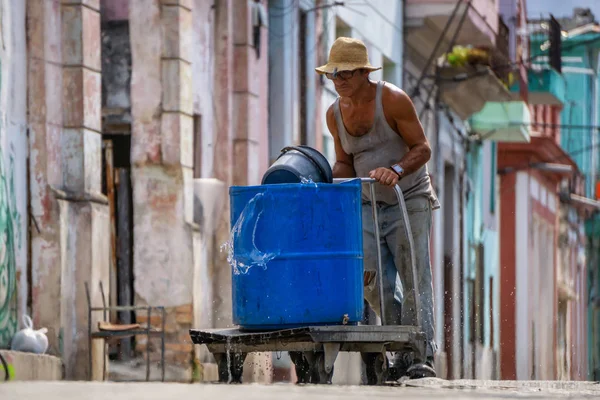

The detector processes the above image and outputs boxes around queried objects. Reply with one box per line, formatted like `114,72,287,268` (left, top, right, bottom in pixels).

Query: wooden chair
85,281,166,381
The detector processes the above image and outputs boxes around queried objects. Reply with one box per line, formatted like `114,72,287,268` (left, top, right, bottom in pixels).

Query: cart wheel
361,352,389,385
215,352,246,384
289,351,311,384
310,352,333,384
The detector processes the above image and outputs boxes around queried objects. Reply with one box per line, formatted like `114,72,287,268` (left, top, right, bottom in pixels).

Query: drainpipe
402,0,406,85
593,51,600,196
593,52,600,381
434,67,442,193
433,67,445,359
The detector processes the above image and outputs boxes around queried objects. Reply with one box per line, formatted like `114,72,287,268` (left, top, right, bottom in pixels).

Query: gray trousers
361,195,437,359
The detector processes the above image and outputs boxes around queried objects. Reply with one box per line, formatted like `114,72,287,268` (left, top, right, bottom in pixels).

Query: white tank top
333,80,440,208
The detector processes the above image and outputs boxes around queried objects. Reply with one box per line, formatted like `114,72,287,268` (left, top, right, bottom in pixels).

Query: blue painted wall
560,39,598,198
464,140,501,370
530,32,600,198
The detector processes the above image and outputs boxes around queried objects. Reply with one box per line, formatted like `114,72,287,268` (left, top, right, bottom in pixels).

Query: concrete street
2,379,600,400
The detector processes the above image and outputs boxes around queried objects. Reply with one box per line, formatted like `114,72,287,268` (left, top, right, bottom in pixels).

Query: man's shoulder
326,102,335,119
381,81,412,105
380,81,417,122
325,102,338,133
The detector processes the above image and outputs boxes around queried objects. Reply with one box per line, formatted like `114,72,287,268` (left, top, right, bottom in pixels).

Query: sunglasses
325,69,361,80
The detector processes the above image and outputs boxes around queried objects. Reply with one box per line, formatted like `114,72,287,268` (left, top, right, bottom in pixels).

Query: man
315,37,440,379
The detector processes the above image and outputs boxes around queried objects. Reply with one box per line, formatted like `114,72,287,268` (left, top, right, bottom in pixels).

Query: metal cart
189,178,425,385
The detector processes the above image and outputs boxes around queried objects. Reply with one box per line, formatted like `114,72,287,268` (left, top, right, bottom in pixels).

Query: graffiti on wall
0,12,25,349
0,144,19,348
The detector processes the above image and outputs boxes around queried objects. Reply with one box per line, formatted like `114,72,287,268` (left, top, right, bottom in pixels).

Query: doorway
101,134,134,361
443,163,457,378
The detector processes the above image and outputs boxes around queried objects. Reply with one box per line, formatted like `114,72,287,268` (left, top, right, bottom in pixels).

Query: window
335,17,351,39
490,142,497,213
468,278,476,344
193,114,202,178
475,243,485,345
489,276,494,347
382,55,397,85
299,10,307,145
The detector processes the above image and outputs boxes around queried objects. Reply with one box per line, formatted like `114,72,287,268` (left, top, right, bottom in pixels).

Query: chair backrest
84,281,107,309
99,281,107,308
84,281,92,309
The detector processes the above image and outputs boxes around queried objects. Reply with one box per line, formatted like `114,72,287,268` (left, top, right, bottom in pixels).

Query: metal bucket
261,145,333,185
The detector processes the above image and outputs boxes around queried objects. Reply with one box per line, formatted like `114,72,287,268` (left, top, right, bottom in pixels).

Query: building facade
497,5,600,381
549,11,600,381
401,0,597,382
1,0,279,383
404,0,531,380
100,0,276,382
553,9,600,382
498,131,578,380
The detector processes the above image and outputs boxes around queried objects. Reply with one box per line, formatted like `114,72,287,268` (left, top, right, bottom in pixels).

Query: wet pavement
2,379,600,400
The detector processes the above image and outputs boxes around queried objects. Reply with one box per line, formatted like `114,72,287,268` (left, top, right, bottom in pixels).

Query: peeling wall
192,0,215,178
0,0,28,348
28,0,65,357
102,0,129,22
128,0,197,377
132,167,193,306
128,0,162,166
101,0,273,381
128,0,196,307
59,200,110,380
24,0,109,381
125,0,274,381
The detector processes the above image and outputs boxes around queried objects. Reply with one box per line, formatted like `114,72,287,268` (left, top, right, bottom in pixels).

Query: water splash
220,192,278,275
299,175,320,189
226,336,232,383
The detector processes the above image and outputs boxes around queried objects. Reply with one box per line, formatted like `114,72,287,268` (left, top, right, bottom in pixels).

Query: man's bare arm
326,105,356,178
384,87,432,175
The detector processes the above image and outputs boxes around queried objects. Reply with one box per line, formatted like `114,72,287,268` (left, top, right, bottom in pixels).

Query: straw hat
315,37,381,75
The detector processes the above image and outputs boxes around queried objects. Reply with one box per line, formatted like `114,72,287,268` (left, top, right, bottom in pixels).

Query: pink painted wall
192,0,216,178
102,0,129,21
406,0,499,40
470,0,499,39
258,22,270,180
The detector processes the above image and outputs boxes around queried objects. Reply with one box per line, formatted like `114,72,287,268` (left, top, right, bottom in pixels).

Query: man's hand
369,167,399,187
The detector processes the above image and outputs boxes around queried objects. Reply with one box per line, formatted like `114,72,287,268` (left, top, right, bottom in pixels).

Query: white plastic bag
10,315,49,354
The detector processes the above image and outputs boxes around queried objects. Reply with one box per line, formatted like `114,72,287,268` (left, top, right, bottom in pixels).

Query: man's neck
344,79,377,106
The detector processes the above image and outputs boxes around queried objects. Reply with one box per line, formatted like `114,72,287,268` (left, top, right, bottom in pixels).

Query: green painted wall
0,61,18,349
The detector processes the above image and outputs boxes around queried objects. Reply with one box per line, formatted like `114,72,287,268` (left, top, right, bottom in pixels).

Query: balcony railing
440,46,513,89
436,49,514,120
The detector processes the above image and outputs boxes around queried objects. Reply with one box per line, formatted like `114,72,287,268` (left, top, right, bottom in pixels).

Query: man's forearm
396,143,431,175
332,161,356,178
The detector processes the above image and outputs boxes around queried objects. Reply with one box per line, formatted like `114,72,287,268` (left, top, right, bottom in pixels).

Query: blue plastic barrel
228,178,364,330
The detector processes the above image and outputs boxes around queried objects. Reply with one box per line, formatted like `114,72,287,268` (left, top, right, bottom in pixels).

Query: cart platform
189,325,427,385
